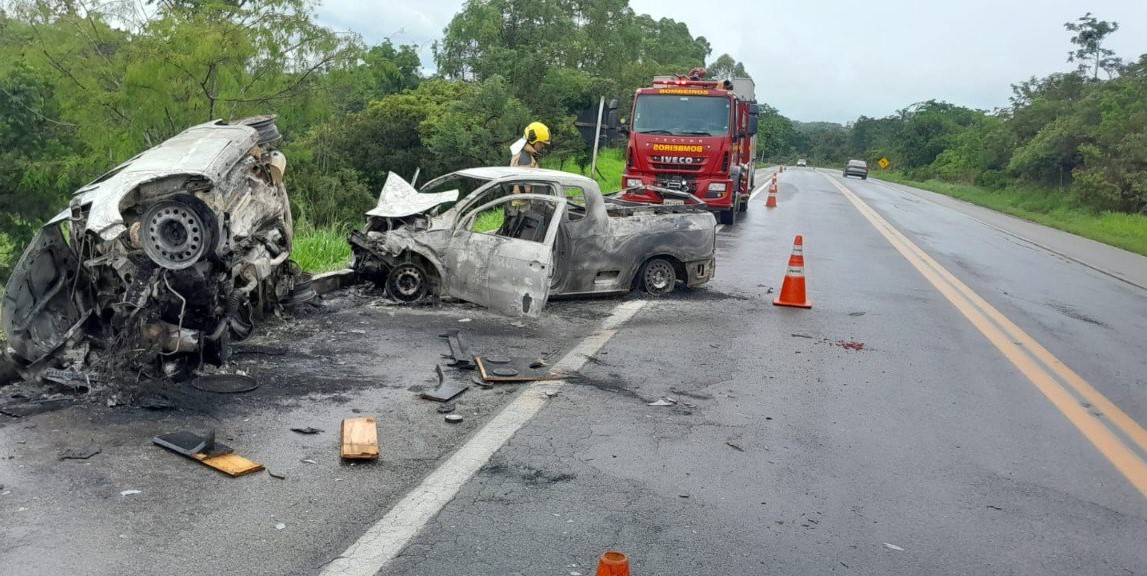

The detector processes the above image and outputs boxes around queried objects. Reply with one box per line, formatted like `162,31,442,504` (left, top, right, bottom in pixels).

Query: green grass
876,173,1147,257
292,223,352,274
474,207,505,233
542,148,626,192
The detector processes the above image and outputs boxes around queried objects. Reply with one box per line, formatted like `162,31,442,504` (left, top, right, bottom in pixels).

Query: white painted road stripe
320,300,650,576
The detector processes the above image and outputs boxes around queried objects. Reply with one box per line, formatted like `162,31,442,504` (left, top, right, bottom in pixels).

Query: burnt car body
349,167,717,317
1,117,309,376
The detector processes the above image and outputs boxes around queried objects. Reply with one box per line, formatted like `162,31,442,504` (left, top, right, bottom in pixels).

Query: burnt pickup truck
349,167,717,317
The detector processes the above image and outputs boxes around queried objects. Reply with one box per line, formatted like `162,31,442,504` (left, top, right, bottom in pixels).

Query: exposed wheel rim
388,264,427,301
142,201,209,269
643,260,675,293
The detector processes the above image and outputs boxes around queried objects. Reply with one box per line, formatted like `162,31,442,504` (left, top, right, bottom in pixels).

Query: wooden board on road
192,452,265,477
340,417,379,460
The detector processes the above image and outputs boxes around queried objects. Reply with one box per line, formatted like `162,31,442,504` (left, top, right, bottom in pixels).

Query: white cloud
316,0,1147,123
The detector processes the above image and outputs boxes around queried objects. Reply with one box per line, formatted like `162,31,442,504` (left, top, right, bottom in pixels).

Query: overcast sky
315,0,1147,123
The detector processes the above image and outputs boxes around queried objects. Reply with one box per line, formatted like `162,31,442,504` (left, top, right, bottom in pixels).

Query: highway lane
2,167,1146,575
373,167,1147,575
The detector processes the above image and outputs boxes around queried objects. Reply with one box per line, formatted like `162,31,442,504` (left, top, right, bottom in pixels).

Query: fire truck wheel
719,204,737,225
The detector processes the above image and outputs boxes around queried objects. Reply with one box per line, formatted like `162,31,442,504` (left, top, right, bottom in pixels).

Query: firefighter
503,122,551,238
510,121,551,168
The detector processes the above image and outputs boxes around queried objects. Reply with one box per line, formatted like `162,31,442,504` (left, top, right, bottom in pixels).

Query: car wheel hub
141,200,210,269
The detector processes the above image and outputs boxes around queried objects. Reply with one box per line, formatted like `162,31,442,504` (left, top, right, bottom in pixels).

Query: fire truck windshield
632,95,731,137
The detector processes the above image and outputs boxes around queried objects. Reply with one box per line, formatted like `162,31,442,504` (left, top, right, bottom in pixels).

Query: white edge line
320,299,649,576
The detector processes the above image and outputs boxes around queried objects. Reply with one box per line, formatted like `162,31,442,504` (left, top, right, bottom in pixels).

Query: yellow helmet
525,122,551,146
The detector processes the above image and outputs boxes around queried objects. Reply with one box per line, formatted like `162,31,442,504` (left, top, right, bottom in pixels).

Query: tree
1065,12,1122,80
707,53,748,80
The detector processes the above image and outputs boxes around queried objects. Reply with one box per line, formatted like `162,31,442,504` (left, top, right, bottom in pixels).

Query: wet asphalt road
3,167,1147,575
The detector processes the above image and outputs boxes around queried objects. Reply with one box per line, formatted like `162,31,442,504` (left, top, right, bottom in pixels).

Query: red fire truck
620,69,759,225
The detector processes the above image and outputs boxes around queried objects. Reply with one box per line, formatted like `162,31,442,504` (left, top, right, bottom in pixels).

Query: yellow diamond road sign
878,157,890,169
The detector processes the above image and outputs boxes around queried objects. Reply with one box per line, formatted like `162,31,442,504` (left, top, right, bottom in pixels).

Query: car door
443,194,567,318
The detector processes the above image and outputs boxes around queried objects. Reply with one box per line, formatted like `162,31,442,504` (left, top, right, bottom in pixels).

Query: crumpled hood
367,172,459,218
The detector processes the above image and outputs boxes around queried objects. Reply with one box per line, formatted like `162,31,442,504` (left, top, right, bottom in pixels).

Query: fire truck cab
620,69,758,226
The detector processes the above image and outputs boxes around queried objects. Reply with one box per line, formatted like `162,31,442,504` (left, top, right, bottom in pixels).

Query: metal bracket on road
439,329,475,369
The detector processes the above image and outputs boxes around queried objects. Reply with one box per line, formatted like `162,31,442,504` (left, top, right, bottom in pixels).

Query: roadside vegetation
876,173,1147,256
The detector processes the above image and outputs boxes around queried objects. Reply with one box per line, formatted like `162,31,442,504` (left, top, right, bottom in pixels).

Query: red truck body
620,71,758,225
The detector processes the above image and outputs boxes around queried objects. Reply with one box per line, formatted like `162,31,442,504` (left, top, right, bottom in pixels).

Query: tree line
758,13,1146,217
0,0,749,281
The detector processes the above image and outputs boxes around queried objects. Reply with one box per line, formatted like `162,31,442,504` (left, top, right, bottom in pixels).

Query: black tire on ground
862,175,868,180
386,262,429,302
738,194,749,212
638,257,677,296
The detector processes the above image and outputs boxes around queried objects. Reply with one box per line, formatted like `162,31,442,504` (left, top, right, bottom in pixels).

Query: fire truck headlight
626,178,644,188
708,182,727,192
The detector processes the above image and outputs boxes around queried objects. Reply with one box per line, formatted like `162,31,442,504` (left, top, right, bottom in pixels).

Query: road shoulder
870,176,1147,291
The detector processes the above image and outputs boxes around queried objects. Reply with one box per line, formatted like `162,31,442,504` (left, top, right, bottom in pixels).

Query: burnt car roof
448,166,598,187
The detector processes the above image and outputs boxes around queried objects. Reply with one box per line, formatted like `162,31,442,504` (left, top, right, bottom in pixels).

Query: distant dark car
843,159,868,179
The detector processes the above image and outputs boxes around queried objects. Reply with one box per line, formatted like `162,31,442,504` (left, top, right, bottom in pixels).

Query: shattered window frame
459,194,562,244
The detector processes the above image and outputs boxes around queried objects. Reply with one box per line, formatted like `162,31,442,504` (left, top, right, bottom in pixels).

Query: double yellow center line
827,175,1147,498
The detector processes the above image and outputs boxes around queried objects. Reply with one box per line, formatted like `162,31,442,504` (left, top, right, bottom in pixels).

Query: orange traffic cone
773,235,811,308
771,174,777,185
765,182,778,208
596,551,630,576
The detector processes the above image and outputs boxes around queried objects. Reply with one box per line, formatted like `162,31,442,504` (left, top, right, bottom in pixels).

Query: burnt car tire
639,258,677,296
386,262,429,302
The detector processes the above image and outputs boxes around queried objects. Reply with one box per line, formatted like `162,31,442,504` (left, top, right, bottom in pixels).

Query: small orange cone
765,182,778,207
596,551,630,576
771,174,777,186
773,235,811,308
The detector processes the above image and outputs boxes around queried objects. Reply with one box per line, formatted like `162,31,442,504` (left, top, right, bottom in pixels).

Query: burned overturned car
1,117,311,378
349,167,717,317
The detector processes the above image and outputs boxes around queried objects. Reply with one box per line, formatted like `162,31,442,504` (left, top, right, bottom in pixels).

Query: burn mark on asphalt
481,463,576,485
1047,301,1107,328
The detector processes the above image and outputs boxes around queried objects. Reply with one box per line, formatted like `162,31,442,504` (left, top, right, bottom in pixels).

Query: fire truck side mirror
748,115,759,136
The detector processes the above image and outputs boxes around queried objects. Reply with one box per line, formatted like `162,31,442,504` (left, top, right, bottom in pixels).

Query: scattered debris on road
439,330,475,369
290,427,323,435
58,445,102,460
0,398,75,418
725,441,745,452
648,397,678,407
153,429,264,477
340,417,379,460
422,365,469,402
120,490,142,497
191,373,260,394
436,402,456,414
267,470,287,480
475,356,566,383
444,414,463,424
883,543,905,551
